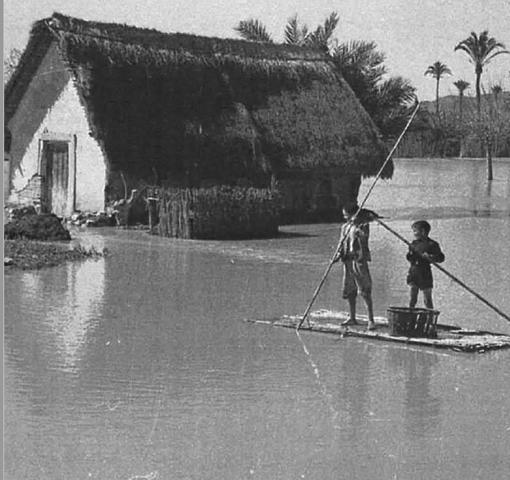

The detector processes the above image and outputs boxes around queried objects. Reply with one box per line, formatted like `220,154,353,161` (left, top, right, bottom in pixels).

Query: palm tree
454,31,509,116
332,40,386,94
235,13,339,52
234,13,416,137
453,79,470,122
332,41,416,136
453,80,470,157
424,61,452,116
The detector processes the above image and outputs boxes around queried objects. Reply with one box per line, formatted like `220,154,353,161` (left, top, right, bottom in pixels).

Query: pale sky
4,0,510,101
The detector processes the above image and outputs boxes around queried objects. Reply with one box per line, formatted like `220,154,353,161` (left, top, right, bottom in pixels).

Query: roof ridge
41,12,327,62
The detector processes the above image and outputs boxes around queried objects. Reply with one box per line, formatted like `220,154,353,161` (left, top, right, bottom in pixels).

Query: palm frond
283,15,310,46
305,27,323,49
322,12,339,40
284,15,301,45
454,42,475,56
455,30,508,67
486,38,506,50
305,12,339,51
331,39,414,136
453,79,470,93
371,77,417,136
301,24,309,42
234,19,273,43
377,76,416,107
484,49,510,64
333,40,385,77
424,61,451,78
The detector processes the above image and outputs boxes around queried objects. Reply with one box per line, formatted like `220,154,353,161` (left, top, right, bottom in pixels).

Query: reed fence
156,186,280,239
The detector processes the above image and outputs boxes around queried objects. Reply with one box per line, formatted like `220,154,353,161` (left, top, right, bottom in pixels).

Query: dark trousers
409,285,433,309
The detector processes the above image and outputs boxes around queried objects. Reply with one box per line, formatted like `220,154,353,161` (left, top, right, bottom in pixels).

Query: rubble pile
68,211,116,227
4,210,71,241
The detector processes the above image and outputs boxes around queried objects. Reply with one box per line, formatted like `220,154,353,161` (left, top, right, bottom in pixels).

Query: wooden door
41,141,69,216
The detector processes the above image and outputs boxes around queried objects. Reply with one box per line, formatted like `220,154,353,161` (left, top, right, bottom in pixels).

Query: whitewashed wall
8,42,106,213
4,157,10,201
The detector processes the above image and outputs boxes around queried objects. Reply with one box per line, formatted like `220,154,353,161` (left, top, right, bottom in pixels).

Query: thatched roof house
5,13,390,220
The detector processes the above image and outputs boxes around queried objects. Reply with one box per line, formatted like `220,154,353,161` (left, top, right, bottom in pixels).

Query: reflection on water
361,158,510,220
20,259,105,370
387,349,441,437
4,158,510,480
5,259,105,423
337,342,371,436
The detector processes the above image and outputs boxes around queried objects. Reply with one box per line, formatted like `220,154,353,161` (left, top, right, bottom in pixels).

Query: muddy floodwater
5,158,510,480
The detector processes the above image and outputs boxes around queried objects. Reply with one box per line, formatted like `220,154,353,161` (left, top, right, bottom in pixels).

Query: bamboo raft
246,310,510,353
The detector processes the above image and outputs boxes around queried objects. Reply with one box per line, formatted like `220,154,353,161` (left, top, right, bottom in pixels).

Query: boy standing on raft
334,203,377,330
406,220,445,309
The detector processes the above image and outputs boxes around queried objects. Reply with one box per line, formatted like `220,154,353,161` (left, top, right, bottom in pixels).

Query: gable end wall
7,42,106,213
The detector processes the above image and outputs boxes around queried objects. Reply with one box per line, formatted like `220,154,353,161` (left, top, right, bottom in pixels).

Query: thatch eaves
5,13,391,182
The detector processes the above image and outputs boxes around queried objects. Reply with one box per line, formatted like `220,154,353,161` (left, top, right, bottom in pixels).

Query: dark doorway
41,141,69,216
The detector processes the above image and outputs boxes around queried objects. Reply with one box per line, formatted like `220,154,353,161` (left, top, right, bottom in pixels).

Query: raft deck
247,310,510,353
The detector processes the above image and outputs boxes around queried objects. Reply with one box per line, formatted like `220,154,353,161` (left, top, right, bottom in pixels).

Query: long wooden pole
297,102,421,330
375,218,510,323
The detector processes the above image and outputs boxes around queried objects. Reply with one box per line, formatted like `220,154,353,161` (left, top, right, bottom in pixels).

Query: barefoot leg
363,294,376,329
409,285,419,308
423,288,434,309
342,296,359,325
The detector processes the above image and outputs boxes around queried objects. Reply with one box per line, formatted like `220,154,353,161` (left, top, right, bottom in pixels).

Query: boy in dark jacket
406,220,445,309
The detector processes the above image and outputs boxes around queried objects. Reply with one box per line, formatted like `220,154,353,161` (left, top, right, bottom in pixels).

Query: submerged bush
4,240,104,270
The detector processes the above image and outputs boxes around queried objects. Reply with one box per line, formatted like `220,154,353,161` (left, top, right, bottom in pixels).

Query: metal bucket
387,307,440,337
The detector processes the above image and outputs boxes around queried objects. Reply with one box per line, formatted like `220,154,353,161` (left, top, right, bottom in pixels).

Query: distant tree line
399,30,510,179
397,91,510,160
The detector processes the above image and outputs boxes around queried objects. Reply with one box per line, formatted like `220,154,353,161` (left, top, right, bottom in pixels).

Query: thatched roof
5,13,391,182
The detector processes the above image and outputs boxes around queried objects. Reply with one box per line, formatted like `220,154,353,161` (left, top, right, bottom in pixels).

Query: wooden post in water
147,197,158,233
486,138,493,181
171,201,178,237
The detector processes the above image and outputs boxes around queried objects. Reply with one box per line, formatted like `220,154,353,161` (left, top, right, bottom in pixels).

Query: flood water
5,158,510,480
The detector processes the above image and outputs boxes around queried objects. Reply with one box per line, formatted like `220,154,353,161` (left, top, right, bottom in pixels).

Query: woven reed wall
156,186,279,239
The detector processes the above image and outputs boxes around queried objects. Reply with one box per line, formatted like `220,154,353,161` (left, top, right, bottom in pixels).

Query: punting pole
375,218,510,324
296,102,421,331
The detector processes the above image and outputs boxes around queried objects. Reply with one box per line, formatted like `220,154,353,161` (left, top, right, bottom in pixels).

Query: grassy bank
4,240,105,270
